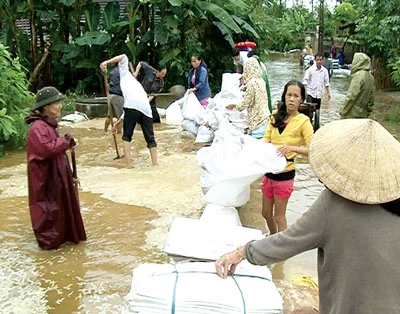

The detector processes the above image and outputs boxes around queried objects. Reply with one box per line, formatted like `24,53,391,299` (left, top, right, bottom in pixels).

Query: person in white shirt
302,53,331,130
100,54,157,168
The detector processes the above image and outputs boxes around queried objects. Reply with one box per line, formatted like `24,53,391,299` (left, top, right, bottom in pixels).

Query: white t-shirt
118,55,152,118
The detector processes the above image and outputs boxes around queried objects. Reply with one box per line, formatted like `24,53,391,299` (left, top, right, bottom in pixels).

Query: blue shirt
187,65,211,101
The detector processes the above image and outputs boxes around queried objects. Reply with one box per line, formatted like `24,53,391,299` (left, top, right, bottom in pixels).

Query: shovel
103,74,123,160
149,85,186,99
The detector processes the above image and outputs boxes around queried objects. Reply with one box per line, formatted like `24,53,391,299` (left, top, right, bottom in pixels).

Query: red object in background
235,41,257,50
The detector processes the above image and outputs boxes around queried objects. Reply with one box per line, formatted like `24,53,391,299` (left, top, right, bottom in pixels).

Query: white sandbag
197,144,212,166
181,119,198,136
204,139,286,207
203,125,286,175
214,87,243,108
205,97,218,110
224,107,248,132
195,125,214,143
197,128,244,177
210,94,247,132
200,104,230,133
181,92,205,125
221,73,242,92
122,261,283,314
61,111,89,123
205,107,224,131
200,203,242,227
199,122,286,207
163,217,263,261
165,100,183,125
197,122,244,170
205,179,252,207
181,131,196,139
199,169,214,193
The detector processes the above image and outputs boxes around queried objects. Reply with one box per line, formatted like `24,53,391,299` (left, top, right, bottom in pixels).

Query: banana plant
0,108,16,143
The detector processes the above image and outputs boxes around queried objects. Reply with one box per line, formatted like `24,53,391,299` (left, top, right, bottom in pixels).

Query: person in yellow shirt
262,80,314,234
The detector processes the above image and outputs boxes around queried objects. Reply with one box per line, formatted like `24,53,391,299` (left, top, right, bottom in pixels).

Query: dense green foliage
0,0,261,95
1,0,399,94
354,1,400,88
0,44,33,149
251,1,317,52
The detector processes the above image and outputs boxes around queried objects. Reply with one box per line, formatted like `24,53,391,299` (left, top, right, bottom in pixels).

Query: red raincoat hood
25,112,58,128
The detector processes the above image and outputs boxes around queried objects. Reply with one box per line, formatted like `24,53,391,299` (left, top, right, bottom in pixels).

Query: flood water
0,53,375,313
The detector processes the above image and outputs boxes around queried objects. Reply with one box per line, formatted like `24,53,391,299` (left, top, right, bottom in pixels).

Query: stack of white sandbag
197,73,247,143
180,92,206,137
122,261,283,314
165,73,248,143
164,92,205,137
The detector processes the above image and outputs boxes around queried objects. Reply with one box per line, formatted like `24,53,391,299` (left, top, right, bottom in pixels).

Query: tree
345,0,400,88
327,1,400,88
253,2,317,52
1,0,261,94
146,0,260,91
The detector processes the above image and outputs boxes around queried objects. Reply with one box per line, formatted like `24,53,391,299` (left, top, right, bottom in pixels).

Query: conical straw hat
309,119,400,204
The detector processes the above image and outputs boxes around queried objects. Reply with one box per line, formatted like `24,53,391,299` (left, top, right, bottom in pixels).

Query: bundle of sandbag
122,261,283,314
165,73,248,143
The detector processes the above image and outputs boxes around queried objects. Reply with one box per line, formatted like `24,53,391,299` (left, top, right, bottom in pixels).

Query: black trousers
306,95,320,131
150,99,161,123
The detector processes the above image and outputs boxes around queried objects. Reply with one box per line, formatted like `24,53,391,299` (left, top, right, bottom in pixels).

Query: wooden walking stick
71,147,80,195
103,73,122,160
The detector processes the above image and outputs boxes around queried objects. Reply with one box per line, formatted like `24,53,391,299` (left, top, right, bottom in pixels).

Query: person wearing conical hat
216,119,400,314
25,86,87,250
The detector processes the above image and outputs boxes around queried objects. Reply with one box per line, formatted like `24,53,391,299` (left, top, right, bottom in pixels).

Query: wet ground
1,53,399,313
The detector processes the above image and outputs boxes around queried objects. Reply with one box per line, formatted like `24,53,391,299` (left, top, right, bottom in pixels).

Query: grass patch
383,107,400,123
62,94,77,116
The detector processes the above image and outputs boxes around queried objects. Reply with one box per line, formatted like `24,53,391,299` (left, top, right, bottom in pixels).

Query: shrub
0,44,34,150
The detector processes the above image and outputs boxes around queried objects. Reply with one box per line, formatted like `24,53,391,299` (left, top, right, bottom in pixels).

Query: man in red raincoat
25,86,86,250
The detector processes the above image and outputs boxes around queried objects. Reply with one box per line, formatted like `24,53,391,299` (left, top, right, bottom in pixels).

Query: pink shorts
261,176,294,199
200,97,209,108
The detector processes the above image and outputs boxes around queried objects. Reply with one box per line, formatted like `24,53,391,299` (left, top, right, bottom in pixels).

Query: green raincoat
340,52,375,119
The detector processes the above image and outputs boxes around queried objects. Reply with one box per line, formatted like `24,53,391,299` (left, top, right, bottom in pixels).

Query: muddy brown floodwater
0,120,207,313
1,54,399,313
0,119,323,313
